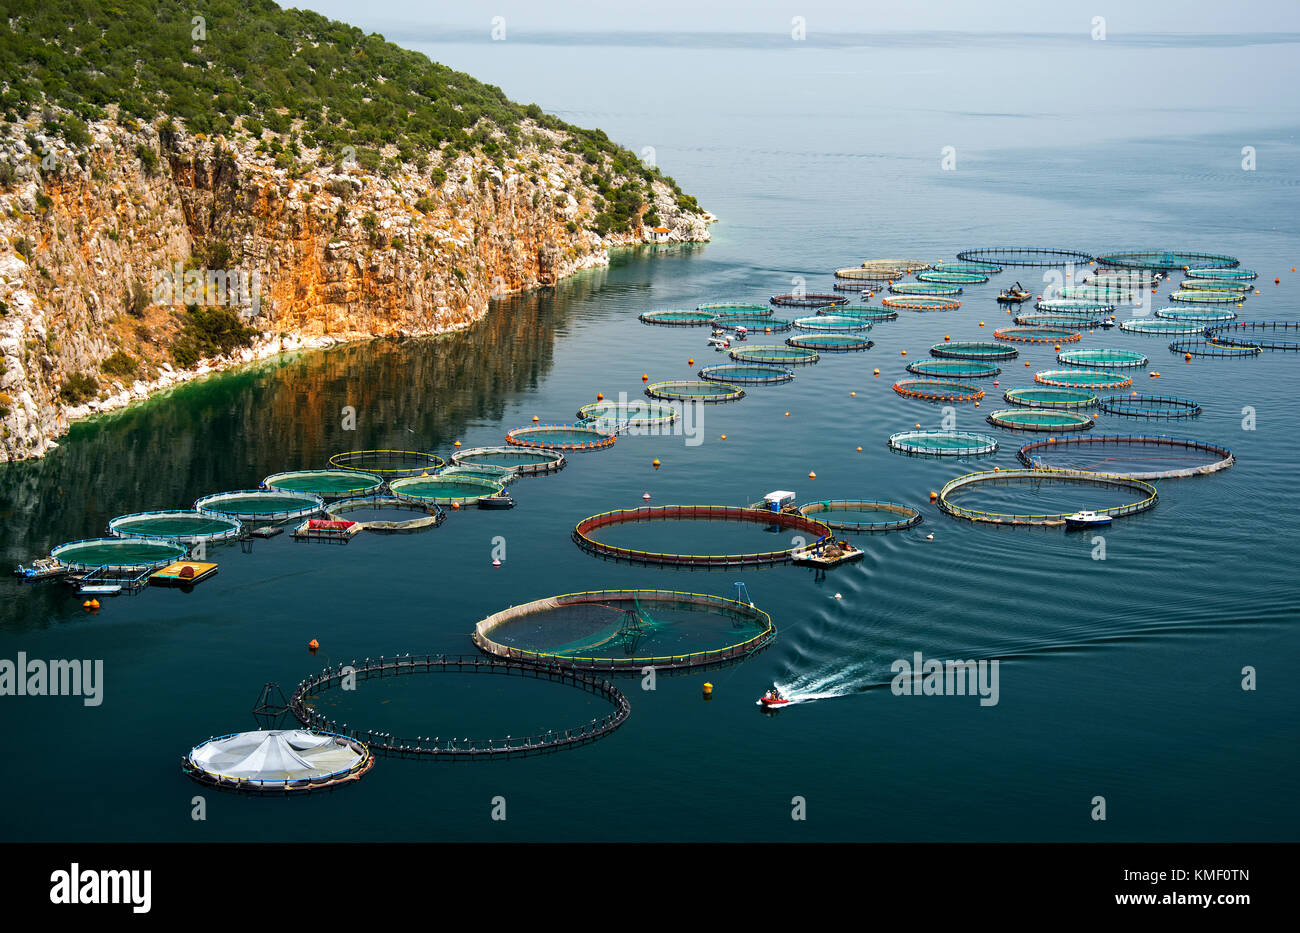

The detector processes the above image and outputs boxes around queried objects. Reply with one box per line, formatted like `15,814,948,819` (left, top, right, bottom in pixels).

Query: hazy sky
294,0,1300,35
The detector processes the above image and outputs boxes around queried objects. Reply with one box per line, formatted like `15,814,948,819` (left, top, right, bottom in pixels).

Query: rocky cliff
0,114,711,462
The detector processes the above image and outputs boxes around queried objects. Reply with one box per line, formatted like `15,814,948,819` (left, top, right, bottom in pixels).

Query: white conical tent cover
189,730,358,781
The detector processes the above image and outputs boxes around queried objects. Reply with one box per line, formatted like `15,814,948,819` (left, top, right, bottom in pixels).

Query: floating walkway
1002,386,1098,409
906,359,1000,379
698,364,794,384
986,408,1095,432
730,344,820,366
786,333,873,352
646,379,746,402
50,537,188,573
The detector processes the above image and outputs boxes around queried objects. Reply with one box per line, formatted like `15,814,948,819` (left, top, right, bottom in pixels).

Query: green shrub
101,350,139,380
171,305,258,368
134,143,159,175
59,371,99,405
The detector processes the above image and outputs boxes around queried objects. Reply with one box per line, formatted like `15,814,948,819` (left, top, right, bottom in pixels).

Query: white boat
707,336,730,350
1064,510,1113,529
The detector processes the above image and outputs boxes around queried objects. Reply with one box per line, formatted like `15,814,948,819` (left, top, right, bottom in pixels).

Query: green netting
1061,285,1139,301
453,446,567,472
937,261,1004,274
107,511,242,543
698,364,794,384
1176,280,1248,293
1036,298,1117,313
639,309,717,325
1018,434,1234,478
1119,319,1207,335
889,282,963,296
646,379,746,401
389,475,504,503
263,469,384,497
888,430,999,456
1003,386,1098,409
918,270,989,284
729,344,820,365
1186,268,1256,280
1016,312,1107,327
956,248,1093,267
792,314,872,332
700,303,773,317
986,408,1095,431
833,307,899,322
931,341,1019,361
577,399,680,426
786,333,874,351
796,499,924,531
506,424,616,449
195,490,323,519
1169,289,1244,304
439,464,517,485
1096,394,1202,418
906,359,1000,378
712,315,793,331
1096,251,1238,271
1035,369,1132,389
1155,307,1236,323
328,450,445,477
51,537,188,572
1056,348,1148,369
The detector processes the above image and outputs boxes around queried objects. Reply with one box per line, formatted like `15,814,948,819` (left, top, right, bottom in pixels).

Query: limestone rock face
0,117,711,461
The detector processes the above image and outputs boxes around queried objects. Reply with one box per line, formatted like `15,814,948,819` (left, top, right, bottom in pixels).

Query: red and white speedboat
758,690,790,708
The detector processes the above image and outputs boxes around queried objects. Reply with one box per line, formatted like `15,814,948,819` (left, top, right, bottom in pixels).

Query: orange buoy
1185,353,1192,361
308,638,320,650
929,490,938,501
82,600,92,610
720,434,727,440
452,502,461,510
784,411,790,417
944,334,950,341
873,368,880,376
901,350,907,356
1275,278,1280,284
642,373,648,382
850,391,856,397
856,446,863,452
1025,361,1031,367
1054,344,1061,351
973,401,980,407
596,392,604,401
979,321,985,327
993,465,1000,472
915,423,921,429
652,459,661,469
454,441,461,448
532,416,539,423
808,471,817,480
688,358,695,365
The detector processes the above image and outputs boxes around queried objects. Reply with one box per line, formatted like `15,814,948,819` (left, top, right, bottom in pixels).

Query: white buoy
492,559,501,567
925,533,934,541
834,593,842,600
642,493,652,500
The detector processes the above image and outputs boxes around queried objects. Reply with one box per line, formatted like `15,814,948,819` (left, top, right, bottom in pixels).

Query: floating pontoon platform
151,561,220,587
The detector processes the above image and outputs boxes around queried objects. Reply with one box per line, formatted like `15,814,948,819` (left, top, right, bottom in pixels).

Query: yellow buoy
720,434,727,440
900,350,907,356
856,445,863,452
532,416,539,423
979,321,985,327
784,411,790,417
944,334,950,341
808,471,817,480
702,682,713,698
1185,353,1192,361
454,440,461,448
873,368,880,376
850,391,856,397
652,459,661,469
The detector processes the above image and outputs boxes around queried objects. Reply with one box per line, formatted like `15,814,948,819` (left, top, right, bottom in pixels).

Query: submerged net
1018,434,1234,478
906,359,1001,378
796,499,924,531
646,379,746,402
389,474,504,503
702,304,773,318
51,536,189,572
639,309,717,326
730,344,820,365
195,490,323,520
836,267,901,281
1061,285,1140,301
889,282,963,296
1035,369,1133,389
938,468,1158,525
698,363,794,384
263,469,384,498
328,450,444,477
1187,267,1256,280
893,378,985,402
860,258,933,273
834,307,899,322
786,333,874,351
506,424,616,450
1002,386,1098,409
888,430,999,456
1119,319,1207,335
439,463,517,485
1016,312,1108,327
1096,251,1238,271
1036,298,1117,313
1204,321,1300,351
931,341,1019,361
994,326,1082,344
324,495,446,533
577,400,679,427
1096,394,1202,418
880,295,962,312
937,260,1003,274
453,446,566,475
1170,289,1244,304
956,247,1093,266
1176,280,1249,293
986,408,1095,431
1155,307,1237,323
108,511,242,544
918,270,989,284
713,315,793,332
771,293,848,308
1056,348,1148,369
1168,338,1262,358
792,314,872,332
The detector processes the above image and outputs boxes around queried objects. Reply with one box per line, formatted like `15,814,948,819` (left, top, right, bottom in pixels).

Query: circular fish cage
1187,267,1256,280
107,510,242,545
702,304,774,318
1155,307,1237,323
646,379,746,402
697,363,795,385
906,359,1001,379
452,446,567,475
505,424,615,451
439,464,518,486
892,378,985,403
1002,386,1098,410
577,400,679,429
1170,289,1244,304
1096,251,1238,271
262,469,385,500
786,333,874,352
639,309,717,326
918,269,989,284
730,344,821,366
323,495,446,533
195,489,324,522
1035,369,1133,390
1176,280,1248,293
938,469,1158,526
1035,298,1117,314
1018,434,1234,478
1060,285,1139,302
1086,271,1162,288
712,315,793,332
931,341,1019,361
887,430,999,456
50,536,189,573
880,296,962,312
771,293,848,309
836,267,901,281
835,307,899,322
572,505,833,568
1016,312,1107,327
328,450,445,478
986,408,1095,431
1205,321,1300,351
956,247,1094,267
834,281,874,292
1096,394,1202,419
796,499,924,531
792,314,872,332
936,260,1003,274
994,326,1082,344
1167,338,1262,358
889,282,964,296
860,258,933,274
1056,348,1148,369
183,730,373,793
290,655,630,758
1119,319,1207,335
473,590,775,673
389,474,504,505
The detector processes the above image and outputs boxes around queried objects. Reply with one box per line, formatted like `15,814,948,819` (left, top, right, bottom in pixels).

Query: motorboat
1064,510,1113,529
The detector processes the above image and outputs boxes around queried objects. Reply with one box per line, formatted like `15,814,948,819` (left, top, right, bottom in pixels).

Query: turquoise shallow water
2,31,1299,841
